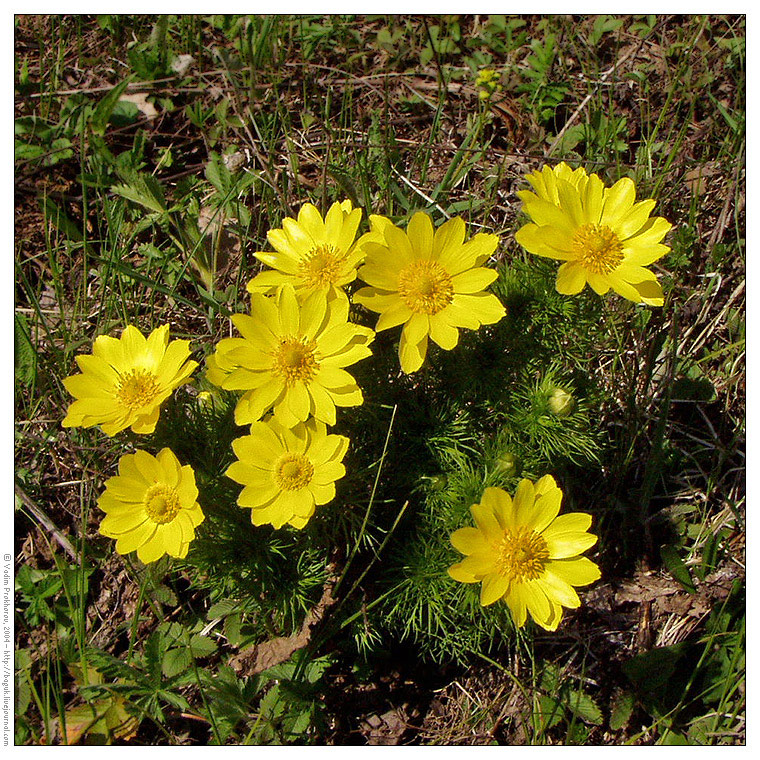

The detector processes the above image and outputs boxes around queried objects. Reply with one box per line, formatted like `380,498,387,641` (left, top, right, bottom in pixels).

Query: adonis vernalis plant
62,325,197,436
226,416,349,529
354,211,506,373
448,475,601,631
515,162,672,306
208,285,374,427
98,448,205,563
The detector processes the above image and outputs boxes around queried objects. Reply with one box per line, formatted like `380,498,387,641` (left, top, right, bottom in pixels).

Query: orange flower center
274,453,314,490
496,526,549,583
273,337,319,386
298,244,347,290
397,260,454,315
571,223,624,275
144,484,181,524
116,369,160,410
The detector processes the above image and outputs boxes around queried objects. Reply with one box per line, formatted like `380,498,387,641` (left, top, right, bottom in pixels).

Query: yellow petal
504,584,528,628
308,382,337,425
156,448,182,487
403,313,429,347
538,570,581,608
375,299,413,332
629,278,664,307
616,199,656,239
359,261,401,291
406,212,434,258
114,521,156,555
542,512,592,538
286,382,311,423
432,216,465,259
480,572,510,606
234,379,284,425
428,314,459,350
601,177,636,226
547,557,601,586
471,495,505,539
555,262,587,295
63,374,113,400
136,529,170,563
545,531,598,559
450,293,505,325
450,526,489,555
383,223,415,263
310,482,336,506
398,329,427,374
448,561,478,583
100,510,150,536
523,580,551,626
515,224,575,260
526,486,562,534
451,268,498,294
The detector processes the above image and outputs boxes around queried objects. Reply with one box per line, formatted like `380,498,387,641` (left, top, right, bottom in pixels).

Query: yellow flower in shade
247,200,382,300
226,416,348,529
354,212,506,373
448,476,601,631
62,325,197,436
98,448,205,563
515,163,672,306
210,285,373,427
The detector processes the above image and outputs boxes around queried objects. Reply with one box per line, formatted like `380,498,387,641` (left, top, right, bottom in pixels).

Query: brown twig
15,483,79,563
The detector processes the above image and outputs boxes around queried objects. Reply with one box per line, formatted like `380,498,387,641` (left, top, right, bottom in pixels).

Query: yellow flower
98,448,205,563
515,163,672,306
226,416,348,529
210,285,374,427
448,476,601,631
62,325,197,436
475,68,502,100
247,200,380,300
354,212,506,373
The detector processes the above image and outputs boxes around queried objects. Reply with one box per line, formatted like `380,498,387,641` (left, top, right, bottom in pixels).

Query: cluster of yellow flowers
62,326,203,563
61,163,671,631
204,199,507,530
475,68,503,101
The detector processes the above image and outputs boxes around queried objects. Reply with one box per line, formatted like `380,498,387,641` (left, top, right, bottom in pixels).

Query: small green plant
516,33,571,125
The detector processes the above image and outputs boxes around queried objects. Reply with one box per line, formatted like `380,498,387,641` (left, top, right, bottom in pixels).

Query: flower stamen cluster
397,260,455,315
572,223,624,275
496,527,549,583
144,483,182,524
116,369,161,410
272,337,320,386
298,243,348,290
274,452,315,490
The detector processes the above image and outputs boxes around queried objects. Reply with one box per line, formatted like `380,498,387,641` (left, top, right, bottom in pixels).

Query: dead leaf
684,162,720,196
119,93,157,121
171,54,194,77
230,584,336,676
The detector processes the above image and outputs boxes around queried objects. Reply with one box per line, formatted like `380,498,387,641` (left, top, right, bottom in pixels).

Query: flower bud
548,387,575,417
495,451,521,477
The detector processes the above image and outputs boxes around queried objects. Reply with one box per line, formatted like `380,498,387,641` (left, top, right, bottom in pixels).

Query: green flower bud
427,474,448,492
495,451,521,477
548,387,575,417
